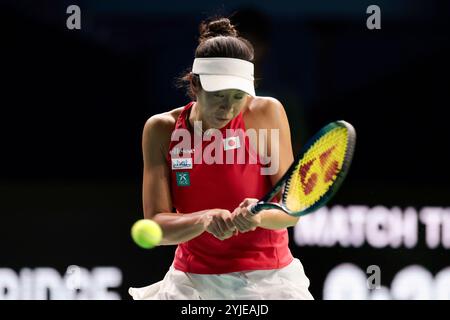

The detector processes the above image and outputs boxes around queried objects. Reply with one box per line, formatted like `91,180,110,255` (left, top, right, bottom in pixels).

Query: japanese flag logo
223,136,241,151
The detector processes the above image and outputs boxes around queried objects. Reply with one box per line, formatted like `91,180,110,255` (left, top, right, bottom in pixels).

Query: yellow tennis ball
131,219,163,249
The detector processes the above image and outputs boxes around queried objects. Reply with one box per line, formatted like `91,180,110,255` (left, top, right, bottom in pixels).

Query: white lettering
420,207,442,249
324,264,449,300
294,205,445,249
0,266,122,300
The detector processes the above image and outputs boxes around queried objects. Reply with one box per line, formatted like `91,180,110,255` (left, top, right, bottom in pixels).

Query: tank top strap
175,101,195,130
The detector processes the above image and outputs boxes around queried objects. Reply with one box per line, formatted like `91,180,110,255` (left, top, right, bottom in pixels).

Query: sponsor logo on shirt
170,147,195,157
176,172,190,186
172,158,193,170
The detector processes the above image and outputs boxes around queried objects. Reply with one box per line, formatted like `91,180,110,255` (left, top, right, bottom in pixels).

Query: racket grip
250,202,285,215
249,202,266,215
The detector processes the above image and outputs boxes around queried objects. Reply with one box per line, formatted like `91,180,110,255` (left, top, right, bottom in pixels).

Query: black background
1,0,449,300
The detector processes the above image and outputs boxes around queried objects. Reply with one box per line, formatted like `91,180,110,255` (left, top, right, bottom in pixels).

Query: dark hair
177,17,255,100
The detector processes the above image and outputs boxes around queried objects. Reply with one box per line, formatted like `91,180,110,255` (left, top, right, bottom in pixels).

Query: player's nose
219,99,233,111
219,104,232,111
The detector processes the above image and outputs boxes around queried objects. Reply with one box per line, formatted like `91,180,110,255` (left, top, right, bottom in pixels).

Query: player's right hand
203,209,238,240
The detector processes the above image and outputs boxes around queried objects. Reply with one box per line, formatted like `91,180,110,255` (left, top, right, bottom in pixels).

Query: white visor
192,57,255,97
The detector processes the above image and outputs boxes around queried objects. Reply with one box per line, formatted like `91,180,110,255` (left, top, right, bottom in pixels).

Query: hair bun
199,18,238,42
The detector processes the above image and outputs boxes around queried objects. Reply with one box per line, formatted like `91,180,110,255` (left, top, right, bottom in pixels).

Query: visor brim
199,74,255,97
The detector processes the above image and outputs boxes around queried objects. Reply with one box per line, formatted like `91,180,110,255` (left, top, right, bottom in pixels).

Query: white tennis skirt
129,258,314,300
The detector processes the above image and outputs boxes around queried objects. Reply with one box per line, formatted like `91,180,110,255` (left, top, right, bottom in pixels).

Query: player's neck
188,101,214,133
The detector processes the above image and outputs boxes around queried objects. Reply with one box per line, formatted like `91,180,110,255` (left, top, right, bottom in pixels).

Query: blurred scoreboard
293,205,450,299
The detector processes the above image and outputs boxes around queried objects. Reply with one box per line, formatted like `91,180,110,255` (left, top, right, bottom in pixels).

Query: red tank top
167,101,293,274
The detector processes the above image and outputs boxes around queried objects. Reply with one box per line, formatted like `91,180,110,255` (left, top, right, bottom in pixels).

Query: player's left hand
232,198,261,233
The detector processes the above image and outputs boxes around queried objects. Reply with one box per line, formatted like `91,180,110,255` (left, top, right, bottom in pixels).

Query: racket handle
250,202,281,215
249,203,264,215
250,201,279,215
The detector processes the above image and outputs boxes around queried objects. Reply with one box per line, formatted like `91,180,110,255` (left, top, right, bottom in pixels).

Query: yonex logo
299,145,339,195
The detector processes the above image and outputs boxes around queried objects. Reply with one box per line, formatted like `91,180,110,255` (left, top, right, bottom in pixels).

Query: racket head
281,120,356,216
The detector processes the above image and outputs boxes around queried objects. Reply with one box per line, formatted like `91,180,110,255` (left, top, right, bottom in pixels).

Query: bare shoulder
247,96,284,113
142,107,184,158
143,107,183,138
244,96,287,129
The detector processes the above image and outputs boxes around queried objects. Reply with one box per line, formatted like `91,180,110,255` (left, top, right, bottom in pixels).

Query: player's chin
212,118,231,129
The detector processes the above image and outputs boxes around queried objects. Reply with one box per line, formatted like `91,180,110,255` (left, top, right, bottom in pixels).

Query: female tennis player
129,17,314,300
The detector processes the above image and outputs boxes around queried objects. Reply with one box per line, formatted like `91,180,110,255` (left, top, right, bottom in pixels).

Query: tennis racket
250,120,356,217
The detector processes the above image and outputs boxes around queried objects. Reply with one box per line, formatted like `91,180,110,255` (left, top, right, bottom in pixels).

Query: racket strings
283,127,349,211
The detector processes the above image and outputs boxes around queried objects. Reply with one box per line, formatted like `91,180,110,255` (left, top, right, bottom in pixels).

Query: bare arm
234,98,299,231
259,98,299,228
142,115,208,245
